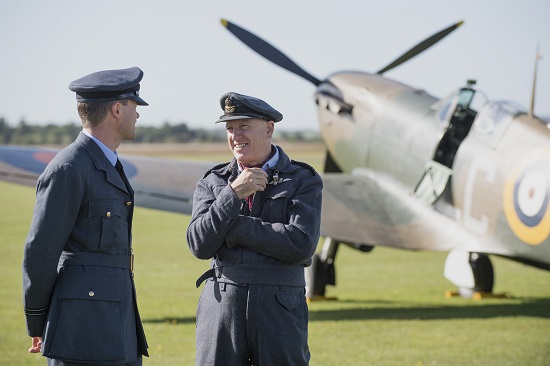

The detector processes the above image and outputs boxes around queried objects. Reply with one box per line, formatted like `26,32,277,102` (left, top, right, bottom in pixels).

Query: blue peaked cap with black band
215,92,283,123
68,67,148,106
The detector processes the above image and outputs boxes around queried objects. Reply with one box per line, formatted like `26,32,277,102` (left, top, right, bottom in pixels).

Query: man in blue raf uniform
187,92,323,365
23,67,149,365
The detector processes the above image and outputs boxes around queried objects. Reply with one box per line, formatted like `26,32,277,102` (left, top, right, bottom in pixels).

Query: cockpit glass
435,87,488,124
457,89,475,107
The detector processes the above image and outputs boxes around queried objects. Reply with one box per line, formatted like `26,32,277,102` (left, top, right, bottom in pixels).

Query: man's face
226,119,274,166
117,100,139,141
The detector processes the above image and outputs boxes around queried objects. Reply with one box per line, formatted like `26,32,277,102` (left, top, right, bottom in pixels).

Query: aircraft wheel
305,254,334,298
445,251,495,298
470,253,494,293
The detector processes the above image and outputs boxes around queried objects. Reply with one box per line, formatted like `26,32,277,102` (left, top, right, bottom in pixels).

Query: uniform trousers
46,357,141,365
196,280,310,366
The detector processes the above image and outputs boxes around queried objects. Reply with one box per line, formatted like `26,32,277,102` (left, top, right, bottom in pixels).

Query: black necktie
115,159,133,197
115,159,134,258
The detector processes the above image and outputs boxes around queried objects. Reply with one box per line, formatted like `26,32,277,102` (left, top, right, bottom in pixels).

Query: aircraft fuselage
316,71,550,269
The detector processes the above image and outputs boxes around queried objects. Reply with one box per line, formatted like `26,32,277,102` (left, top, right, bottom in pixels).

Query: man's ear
266,121,275,138
111,101,121,118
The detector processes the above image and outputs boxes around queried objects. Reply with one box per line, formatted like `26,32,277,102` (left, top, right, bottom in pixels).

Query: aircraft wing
0,145,506,256
0,145,214,215
320,168,495,253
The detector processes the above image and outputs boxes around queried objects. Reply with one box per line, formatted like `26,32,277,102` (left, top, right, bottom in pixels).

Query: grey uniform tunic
187,146,323,365
22,132,148,364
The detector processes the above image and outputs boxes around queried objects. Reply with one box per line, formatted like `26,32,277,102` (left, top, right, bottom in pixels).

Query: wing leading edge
320,168,507,255
0,145,214,215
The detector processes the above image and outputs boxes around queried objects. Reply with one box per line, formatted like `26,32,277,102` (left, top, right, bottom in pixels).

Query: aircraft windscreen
435,86,488,125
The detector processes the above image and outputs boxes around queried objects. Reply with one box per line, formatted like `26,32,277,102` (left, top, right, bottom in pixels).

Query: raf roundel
503,148,550,245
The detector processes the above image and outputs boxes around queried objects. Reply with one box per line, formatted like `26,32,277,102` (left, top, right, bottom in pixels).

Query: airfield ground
1,143,549,365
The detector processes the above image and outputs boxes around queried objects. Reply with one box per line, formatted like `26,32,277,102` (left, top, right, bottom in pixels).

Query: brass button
88,291,95,297
106,211,111,218
126,201,132,206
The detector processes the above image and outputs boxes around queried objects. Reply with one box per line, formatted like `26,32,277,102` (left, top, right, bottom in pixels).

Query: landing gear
305,237,338,300
305,253,335,300
305,237,373,301
444,250,496,298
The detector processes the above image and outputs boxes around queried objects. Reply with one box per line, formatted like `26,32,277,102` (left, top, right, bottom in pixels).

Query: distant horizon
0,116,325,132
1,1,548,132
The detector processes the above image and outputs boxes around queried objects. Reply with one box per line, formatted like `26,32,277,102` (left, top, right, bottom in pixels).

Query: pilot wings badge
268,170,293,185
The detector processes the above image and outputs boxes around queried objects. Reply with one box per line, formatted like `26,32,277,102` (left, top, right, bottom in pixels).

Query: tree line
0,118,321,145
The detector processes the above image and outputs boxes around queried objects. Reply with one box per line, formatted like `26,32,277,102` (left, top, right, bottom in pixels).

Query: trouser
195,280,310,366
47,357,142,365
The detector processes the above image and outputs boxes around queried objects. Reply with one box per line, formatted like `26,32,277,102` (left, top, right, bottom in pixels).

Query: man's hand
29,337,42,353
231,168,268,199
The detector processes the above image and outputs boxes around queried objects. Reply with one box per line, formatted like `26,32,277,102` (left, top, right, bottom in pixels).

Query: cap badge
224,97,236,114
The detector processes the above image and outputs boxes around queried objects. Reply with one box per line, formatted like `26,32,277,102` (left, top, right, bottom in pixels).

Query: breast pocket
262,192,289,224
46,273,126,362
88,199,129,250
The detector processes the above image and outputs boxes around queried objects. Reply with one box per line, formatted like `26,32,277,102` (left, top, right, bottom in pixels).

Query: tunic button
106,212,111,218
89,291,95,297
126,201,132,206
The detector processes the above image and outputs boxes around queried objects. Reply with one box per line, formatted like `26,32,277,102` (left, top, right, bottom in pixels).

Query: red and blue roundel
0,146,57,173
0,146,136,178
503,148,550,245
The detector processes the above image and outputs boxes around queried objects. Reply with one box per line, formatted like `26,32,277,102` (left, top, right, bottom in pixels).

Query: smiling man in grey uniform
23,67,149,365
187,92,323,365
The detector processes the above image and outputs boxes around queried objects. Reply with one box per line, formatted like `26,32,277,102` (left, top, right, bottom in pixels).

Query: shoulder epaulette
291,160,318,175
202,162,231,179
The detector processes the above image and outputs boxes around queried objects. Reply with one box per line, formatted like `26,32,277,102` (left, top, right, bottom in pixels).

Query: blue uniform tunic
187,146,323,365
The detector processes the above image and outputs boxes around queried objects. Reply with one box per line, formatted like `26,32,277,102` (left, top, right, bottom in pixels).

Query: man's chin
232,150,245,160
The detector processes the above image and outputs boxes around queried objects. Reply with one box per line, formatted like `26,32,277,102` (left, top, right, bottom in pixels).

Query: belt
196,267,220,288
59,251,132,272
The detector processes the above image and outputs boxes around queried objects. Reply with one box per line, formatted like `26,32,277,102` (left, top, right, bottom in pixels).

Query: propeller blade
376,20,464,74
221,19,321,86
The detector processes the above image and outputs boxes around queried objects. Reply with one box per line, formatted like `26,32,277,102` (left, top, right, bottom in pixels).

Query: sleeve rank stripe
24,307,49,316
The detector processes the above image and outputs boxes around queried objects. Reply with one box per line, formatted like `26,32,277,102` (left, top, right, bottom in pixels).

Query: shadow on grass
308,298,550,321
141,298,550,324
142,316,196,325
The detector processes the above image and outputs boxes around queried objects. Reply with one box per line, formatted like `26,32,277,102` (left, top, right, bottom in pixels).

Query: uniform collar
237,144,279,174
82,129,118,166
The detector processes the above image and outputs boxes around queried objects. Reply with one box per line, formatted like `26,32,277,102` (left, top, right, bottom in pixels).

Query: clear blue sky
1,0,549,131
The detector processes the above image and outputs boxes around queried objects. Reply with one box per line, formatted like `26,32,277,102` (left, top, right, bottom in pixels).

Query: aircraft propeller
221,18,463,82
376,21,464,74
220,19,321,86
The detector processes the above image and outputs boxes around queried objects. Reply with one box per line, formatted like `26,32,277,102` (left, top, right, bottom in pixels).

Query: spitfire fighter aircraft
218,18,550,299
1,19,548,300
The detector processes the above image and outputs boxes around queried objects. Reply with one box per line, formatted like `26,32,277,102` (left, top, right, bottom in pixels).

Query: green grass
1,144,550,365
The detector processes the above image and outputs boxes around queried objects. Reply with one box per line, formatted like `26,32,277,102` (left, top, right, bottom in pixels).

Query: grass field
1,142,549,365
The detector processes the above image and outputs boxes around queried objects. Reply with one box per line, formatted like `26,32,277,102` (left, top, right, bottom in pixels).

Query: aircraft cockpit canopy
432,82,488,168
435,82,488,126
